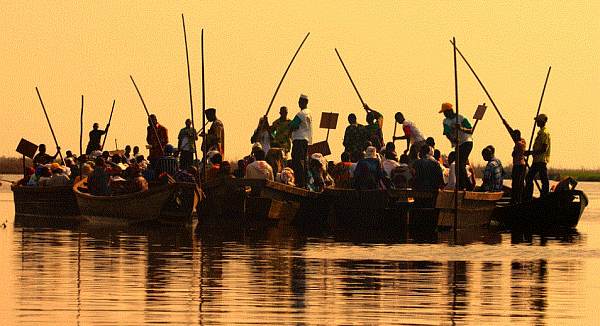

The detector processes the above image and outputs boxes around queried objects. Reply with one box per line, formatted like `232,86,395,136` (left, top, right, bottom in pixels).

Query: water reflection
4,214,591,324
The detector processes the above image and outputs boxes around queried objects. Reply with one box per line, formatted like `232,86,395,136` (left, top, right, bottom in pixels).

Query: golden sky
1,1,598,168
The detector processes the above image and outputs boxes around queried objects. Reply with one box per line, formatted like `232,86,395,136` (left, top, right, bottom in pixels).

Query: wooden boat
11,182,80,219
324,188,410,229
158,182,200,225
197,177,325,228
405,189,503,229
494,189,588,229
73,178,177,224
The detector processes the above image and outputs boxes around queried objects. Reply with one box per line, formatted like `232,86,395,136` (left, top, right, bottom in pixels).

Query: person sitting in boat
251,116,272,154
155,144,179,177
382,145,401,178
74,163,93,184
445,152,457,190
276,167,296,186
35,166,53,187
479,145,504,192
64,157,79,182
245,149,274,181
353,146,385,190
266,148,285,176
412,145,444,192
206,152,223,181
33,144,60,166
128,166,149,193
331,152,353,189
307,153,334,192
88,157,110,196
390,153,412,189
16,167,35,186
552,176,578,192
44,163,70,187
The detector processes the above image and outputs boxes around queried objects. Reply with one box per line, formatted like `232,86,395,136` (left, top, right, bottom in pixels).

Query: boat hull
11,184,80,219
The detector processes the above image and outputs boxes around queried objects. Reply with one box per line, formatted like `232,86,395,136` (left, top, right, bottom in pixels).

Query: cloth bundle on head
90,150,102,159
278,167,295,186
311,153,328,172
365,146,378,159
50,163,63,172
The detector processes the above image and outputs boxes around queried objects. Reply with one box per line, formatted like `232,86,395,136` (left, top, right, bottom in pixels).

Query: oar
334,48,366,108
264,32,310,117
101,100,116,150
201,29,207,181
452,37,460,237
130,75,164,155
451,40,542,192
526,66,552,166
182,14,199,164
35,87,64,163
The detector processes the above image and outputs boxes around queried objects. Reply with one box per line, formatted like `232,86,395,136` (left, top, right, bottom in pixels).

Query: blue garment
482,157,504,192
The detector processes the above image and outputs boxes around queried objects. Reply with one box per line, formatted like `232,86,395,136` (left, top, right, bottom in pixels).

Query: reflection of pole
77,230,81,326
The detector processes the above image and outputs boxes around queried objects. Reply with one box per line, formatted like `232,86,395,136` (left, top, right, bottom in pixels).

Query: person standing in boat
178,118,198,170
363,104,384,151
270,106,292,158
343,113,367,156
289,94,312,188
439,102,474,190
146,114,169,167
501,118,527,203
201,108,225,157
251,116,272,154
33,144,60,166
392,111,426,162
524,114,551,199
85,122,109,155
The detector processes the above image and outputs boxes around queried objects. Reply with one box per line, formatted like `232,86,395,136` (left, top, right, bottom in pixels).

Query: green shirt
270,117,292,152
533,126,550,163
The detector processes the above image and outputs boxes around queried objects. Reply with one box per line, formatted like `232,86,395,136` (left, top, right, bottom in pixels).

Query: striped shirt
482,158,504,192
156,156,179,177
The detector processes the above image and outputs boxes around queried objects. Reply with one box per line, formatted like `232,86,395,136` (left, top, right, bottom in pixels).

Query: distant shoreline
2,156,599,182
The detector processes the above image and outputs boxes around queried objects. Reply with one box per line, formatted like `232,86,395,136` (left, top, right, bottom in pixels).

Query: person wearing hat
178,118,198,170
353,146,385,190
270,106,292,156
393,111,426,162
289,94,313,188
439,102,474,190
86,122,110,155
343,113,367,156
146,114,169,167
524,113,551,199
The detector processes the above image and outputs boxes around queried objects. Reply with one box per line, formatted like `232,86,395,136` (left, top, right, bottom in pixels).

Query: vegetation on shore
0,156,32,175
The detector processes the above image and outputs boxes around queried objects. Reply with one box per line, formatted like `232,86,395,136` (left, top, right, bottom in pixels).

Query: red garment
147,124,168,159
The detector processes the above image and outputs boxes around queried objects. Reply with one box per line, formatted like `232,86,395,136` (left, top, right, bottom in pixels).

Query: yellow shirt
533,127,551,163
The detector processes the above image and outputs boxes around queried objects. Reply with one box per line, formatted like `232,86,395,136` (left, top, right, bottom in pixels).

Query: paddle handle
335,48,366,108
35,87,64,163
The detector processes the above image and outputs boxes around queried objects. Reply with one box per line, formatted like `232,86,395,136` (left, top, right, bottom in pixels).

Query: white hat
365,146,378,159
299,94,308,100
252,142,263,150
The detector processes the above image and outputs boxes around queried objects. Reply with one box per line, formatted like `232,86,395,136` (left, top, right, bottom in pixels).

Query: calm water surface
1,178,599,325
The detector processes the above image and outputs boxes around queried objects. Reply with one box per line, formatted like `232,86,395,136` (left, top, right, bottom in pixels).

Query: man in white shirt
289,94,312,187
392,111,426,162
245,149,274,181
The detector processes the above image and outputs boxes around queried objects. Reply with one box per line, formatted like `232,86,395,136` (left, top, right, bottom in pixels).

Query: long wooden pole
450,40,507,124
35,87,64,163
101,100,116,150
264,32,310,117
334,48,366,107
130,75,164,155
526,66,552,164
182,14,199,164
79,95,84,157
201,29,207,181
452,37,460,236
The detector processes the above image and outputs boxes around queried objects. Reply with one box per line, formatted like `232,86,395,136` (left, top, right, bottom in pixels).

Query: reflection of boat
494,190,588,229
407,190,503,229
74,179,176,224
11,183,80,218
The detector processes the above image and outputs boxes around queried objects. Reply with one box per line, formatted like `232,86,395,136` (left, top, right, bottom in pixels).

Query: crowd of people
21,93,553,204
